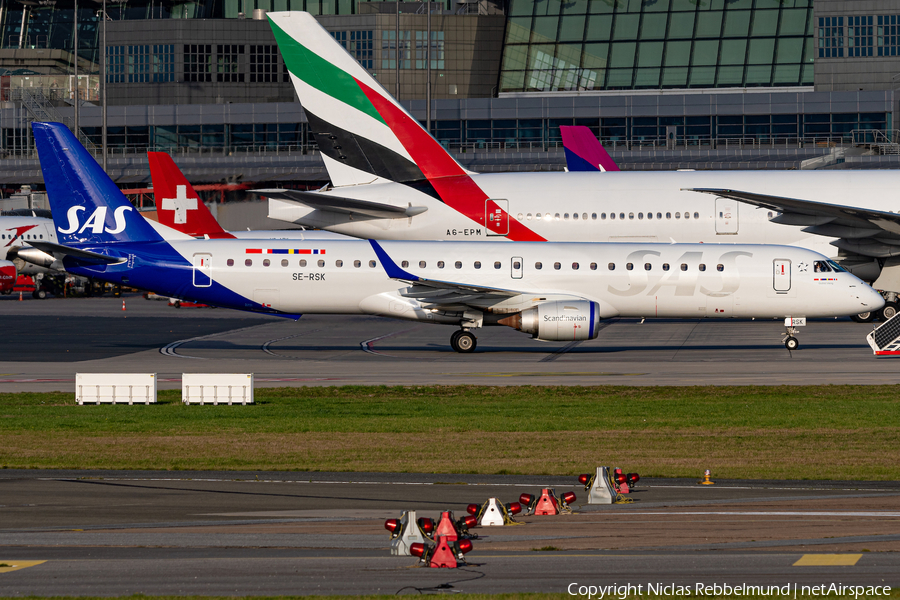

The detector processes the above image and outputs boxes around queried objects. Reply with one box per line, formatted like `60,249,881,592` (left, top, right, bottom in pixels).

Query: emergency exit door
773,259,791,292
486,199,509,236
193,253,212,287
511,256,523,279
715,197,738,234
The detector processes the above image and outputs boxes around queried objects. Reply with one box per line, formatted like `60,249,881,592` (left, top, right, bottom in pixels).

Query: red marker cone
18,291,22,301
122,300,126,311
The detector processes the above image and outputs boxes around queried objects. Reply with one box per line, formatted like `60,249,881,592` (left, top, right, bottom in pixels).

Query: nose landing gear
782,317,805,350
450,330,477,353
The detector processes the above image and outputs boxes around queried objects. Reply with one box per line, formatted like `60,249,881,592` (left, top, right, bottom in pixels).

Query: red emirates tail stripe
354,78,545,242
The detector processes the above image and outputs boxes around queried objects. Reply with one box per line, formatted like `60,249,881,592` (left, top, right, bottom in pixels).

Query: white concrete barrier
182,373,254,405
76,373,157,405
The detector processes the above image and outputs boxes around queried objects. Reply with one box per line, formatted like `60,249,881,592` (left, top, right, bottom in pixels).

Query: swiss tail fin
560,126,620,172
32,122,162,246
147,152,235,239
268,11,468,188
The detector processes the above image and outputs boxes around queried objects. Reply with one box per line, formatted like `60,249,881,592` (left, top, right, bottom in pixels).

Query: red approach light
417,517,435,535
384,518,400,534
457,539,473,554
614,473,627,485
410,543,426,558
519,493,534,506
626,473,640,486
561,491,576,505
466,503,479,516
578,474,590,486
461,515,477,529
507,502,522,515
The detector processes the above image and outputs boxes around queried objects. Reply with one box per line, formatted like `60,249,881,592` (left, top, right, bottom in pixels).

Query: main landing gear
450,330,477,353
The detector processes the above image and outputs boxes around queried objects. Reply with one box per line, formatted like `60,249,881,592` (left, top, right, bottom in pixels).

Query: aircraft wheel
784,336,799,351
851,311,875,323
450,330,463,349
453,331,477,353
879,301,899,322
32,289,47,300
173,300,181,308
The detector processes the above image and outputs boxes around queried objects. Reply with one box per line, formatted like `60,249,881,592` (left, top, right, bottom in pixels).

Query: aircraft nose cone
858,285,885,311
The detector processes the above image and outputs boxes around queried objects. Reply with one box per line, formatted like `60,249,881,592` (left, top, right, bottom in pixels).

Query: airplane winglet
368,240,421,282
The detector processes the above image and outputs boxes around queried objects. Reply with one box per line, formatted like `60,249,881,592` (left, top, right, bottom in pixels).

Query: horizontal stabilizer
30,241,126,265
254,188,427,219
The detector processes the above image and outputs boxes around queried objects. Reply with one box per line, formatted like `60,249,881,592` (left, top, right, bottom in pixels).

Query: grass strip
0,385,898,478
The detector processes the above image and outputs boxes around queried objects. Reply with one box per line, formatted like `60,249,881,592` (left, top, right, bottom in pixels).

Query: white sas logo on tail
59,206,132,235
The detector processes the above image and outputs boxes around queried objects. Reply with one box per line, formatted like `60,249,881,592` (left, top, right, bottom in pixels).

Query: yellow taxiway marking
0,561,46,573
794,554,862,566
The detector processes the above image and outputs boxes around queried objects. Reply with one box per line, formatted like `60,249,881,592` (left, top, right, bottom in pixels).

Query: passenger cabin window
590,262,597,270
638,213,644,220
494,261,501,269
592,213,597,220
401,260,409,267
716,264,724,272
517,213,523,221
626,262,633,270
554,262,561,270
644,263,651,270
336,260,343,267
300,259,307,267
564,213,570,220
527,213,533,220
438,261,445,268
555,213,561,221
628,213,634,220
602,213,607,220
610,213,615,220
619,213,625,219
684,212,690,220
227,259,234,266
245,259,252,266
676,212,681,219
667,212,672,219
693,212,699,219
419,261,426,268
354,260,361,268
657,213,662,219
699,264,706,271
583,213,588,220
455,261,462,269
573,213,578,220
535,262,543,270
263,259,270,267
474,261,481,269
680,263,688,271
662,263,669,271
536,213,542,220
369,260,377,268
317,260,325,267
647,213,652,220
513,260,521,269
281,259,289,267
608,263,615,271
572,262,579,270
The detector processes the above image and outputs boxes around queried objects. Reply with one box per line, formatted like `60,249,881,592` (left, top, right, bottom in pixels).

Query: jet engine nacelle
12,246,56,269
502,300,601,341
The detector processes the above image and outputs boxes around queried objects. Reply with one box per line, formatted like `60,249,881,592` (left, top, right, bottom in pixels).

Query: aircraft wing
30,241,127,265
253,188,427,220
369,240,520,309
685,188,900,255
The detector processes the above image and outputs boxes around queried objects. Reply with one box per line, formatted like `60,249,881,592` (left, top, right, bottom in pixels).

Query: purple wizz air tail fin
560,126,620,172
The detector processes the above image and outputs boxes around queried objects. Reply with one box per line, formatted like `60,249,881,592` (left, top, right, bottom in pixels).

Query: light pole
101,0,107,170
73,0,78,136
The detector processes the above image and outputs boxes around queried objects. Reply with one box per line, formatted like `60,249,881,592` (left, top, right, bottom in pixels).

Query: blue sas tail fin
32,122,162,246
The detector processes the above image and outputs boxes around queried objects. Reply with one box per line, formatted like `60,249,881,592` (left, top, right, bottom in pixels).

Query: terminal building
1,0,899,201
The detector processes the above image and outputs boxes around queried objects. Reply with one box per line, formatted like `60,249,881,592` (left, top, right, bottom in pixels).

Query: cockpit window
826,260,847,272
813,261,832,273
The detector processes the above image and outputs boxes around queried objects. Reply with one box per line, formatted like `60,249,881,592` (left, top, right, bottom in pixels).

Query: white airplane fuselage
0,216,59,274
270,170,895,257
140,239,878,321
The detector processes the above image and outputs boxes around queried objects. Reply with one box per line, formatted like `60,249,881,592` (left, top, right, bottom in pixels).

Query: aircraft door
486,199,509,236
511,256,523,279
193,253,212,287
773,259,791,292
715,197,738,234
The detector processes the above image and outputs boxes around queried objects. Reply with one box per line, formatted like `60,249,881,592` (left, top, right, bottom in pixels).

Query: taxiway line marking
793,554,863,566
0,561,46,573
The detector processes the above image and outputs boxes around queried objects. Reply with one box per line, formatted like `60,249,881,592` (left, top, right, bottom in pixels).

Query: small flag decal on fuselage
245,248,326,255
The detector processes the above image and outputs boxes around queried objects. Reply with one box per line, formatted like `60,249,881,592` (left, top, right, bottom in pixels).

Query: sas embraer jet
260,11,900,322
30,122,882,351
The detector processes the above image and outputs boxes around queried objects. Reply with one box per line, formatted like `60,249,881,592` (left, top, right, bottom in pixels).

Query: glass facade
499,0,814,92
